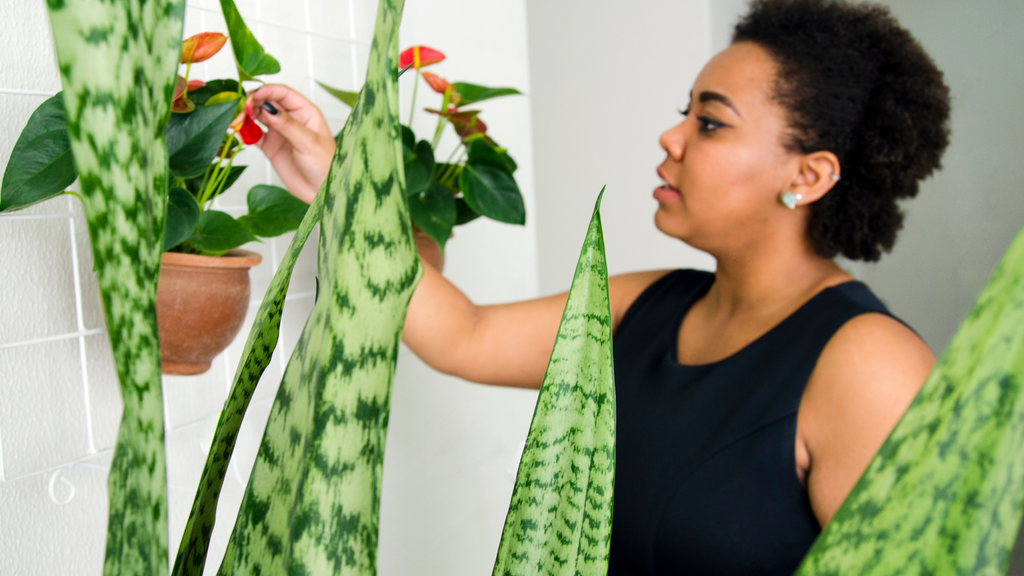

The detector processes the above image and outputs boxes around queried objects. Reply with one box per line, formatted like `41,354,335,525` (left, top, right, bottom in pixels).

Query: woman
249,0,950,572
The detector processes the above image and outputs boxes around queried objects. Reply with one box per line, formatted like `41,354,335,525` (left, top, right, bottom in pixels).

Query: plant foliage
170,0,419,574
43,0,185,574
493,189,615,575
796,226,1024,575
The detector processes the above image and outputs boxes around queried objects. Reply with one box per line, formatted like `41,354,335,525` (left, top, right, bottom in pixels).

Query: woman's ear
789,151,841,205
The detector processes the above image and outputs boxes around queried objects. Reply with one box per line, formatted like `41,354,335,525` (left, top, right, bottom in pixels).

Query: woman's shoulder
798,294,935,524
608,268,713,331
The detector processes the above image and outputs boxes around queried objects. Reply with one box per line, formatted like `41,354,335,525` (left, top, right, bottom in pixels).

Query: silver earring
831,173,841,182
781,191,802,210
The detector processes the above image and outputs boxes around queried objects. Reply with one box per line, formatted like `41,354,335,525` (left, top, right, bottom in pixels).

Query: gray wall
527,0,715,295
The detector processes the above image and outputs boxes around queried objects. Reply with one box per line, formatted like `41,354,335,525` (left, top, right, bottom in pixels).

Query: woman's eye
678,107,690,117
696,115,725,133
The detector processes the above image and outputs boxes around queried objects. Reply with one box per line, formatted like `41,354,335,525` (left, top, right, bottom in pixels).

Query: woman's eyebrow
694,90,743,118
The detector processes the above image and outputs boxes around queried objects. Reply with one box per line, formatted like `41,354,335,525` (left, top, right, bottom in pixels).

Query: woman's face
654,41,802,255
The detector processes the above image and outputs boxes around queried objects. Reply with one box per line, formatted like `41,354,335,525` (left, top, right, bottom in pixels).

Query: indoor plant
1,7,307,375
318,44,526,266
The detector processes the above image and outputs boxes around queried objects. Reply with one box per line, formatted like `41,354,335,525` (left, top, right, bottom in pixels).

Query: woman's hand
249,84,336,204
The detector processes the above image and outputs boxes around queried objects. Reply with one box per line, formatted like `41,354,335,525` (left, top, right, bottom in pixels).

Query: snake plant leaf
169,1,415,574
170,190,326,576
219,0,281,80
165,98,240,177
451,82,522,107
164,187,200,250
409,183,456,250
795,224,1024,575
317,80,359,108
44,0,184,574
460,162,525,225
493,188,615,576
188,209,256,253
237,184,309,237
0,92,77,212
217,0,418,573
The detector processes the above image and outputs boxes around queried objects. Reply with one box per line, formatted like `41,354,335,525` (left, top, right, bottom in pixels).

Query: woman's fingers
254,105,323,153
251,84,331,138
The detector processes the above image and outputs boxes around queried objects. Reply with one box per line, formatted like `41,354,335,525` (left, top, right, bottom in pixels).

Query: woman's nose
659,121,686,160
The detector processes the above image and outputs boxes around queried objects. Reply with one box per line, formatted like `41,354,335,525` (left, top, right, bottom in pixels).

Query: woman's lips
654,166,681,202
653,185,681,203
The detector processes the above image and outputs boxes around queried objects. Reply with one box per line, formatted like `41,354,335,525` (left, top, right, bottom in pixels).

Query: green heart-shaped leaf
401,124,416,150
404,139,435,196
165,98,240,177
454,197,481,225
466,139,517,175
188,209,256,253
237,184,309,237
451,82,522,107
220,0,281,79
459,163,525,225
164,187,200,251
409,183,456,249
1,92,77,212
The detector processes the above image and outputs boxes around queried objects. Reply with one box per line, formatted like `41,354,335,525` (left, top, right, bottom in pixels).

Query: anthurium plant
1,0,308,256
318,44,524,252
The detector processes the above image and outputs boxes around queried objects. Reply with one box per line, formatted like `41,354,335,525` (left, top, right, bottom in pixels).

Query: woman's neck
705,238,851,321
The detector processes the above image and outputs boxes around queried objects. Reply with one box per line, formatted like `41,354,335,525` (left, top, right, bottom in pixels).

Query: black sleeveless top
607,269,895,575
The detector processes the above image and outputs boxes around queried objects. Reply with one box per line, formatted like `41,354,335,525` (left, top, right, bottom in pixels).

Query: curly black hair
733,0,951,261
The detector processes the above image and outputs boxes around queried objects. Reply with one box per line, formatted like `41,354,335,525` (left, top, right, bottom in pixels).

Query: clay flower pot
156,249,262,375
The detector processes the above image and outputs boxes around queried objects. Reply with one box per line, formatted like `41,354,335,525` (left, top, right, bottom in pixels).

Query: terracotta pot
156,249,262,375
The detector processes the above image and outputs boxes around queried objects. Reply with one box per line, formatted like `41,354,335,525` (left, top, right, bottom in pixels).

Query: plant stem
408,68,420,125
431,89,451,149
439,148,466,187
199,144,239,210
62,190,82,201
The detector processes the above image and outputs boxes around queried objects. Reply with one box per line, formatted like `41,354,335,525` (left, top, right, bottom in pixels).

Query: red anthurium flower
422,72,461,106
187,79,206,91
422,71,451,93
451,112,487,138
173,75,187,101
172,75,195,113
230,97,263,145
180,32,228,65
399,46,445,70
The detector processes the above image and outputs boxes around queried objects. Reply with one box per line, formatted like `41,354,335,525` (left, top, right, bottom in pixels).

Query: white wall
0,0,539,574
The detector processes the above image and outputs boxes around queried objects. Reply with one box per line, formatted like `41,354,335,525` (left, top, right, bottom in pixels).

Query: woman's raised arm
250,84,667,389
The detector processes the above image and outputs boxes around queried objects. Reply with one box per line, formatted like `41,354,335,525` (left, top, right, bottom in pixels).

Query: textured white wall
0,0,538,574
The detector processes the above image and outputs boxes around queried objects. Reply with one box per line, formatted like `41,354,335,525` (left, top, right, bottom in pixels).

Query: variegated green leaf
493,188,615,576
170,181,326,576
169,1,415,575
217,0,417,573
795,225,1024,575
44,0,185,574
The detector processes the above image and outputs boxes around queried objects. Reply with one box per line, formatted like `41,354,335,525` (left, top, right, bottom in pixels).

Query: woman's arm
797,313,936,526
402,263,671,389
251,84,670,389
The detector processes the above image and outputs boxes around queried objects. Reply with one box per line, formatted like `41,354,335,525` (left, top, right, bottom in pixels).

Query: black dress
607,269,895,575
